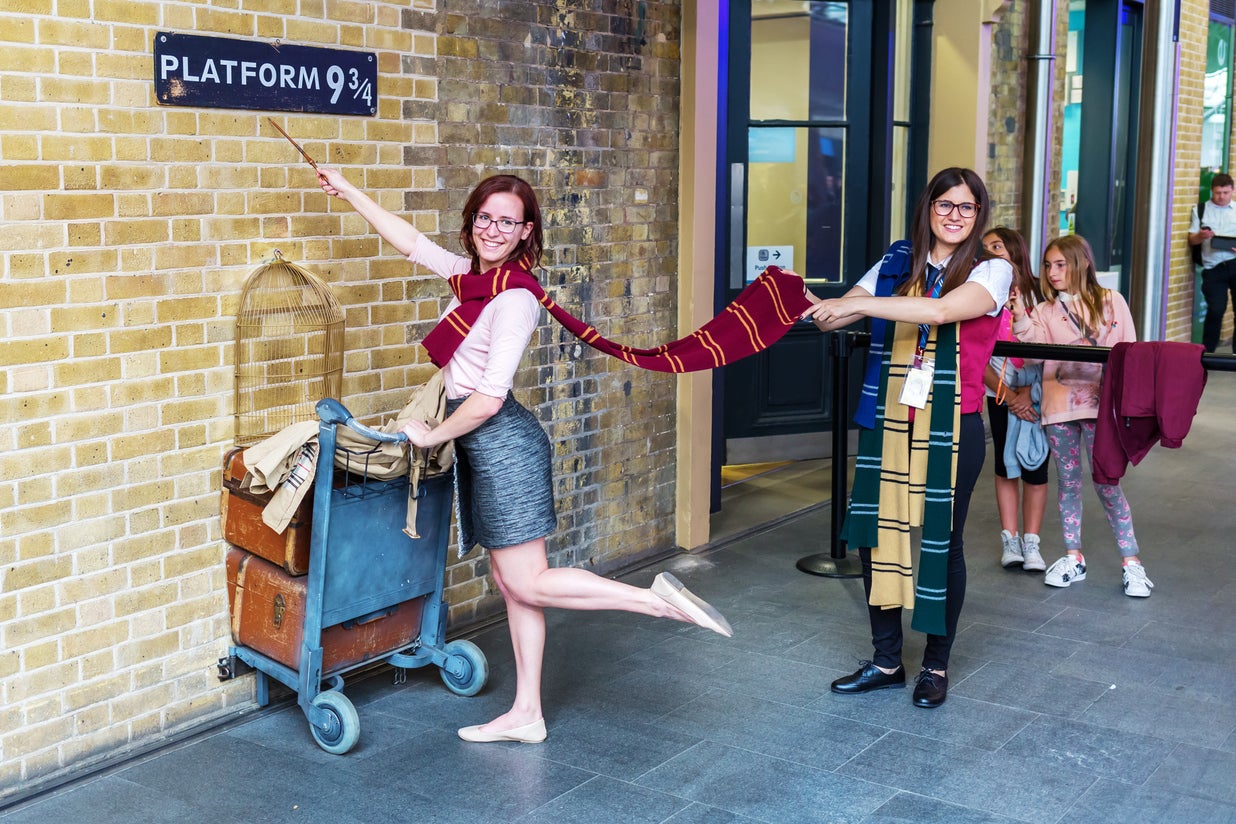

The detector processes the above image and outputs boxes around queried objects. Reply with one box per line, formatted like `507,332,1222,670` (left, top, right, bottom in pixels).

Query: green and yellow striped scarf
842,316,960,637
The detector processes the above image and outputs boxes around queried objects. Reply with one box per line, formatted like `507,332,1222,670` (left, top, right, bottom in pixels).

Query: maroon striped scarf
422,255,814,372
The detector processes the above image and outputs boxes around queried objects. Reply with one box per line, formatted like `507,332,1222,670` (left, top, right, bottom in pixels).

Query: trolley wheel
308,690,360,755
439,640,488,697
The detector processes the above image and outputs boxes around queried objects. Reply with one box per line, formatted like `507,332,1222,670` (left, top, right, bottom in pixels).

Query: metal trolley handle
315,398,409,444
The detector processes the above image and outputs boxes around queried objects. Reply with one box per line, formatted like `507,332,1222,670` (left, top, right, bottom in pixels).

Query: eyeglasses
932,199,979,218
473,213,527,234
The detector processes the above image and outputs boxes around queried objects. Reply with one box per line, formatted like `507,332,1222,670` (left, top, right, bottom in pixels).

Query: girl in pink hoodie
1010,235,1151,598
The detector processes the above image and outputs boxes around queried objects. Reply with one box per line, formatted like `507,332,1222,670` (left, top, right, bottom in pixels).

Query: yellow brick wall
1171,1,1209,343
1,0,685,798
1174,0,1236,346
0,0,442,796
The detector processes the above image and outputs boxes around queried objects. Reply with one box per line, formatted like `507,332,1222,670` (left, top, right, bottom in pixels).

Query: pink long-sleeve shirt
1011,290,1137,424
408,235,541,400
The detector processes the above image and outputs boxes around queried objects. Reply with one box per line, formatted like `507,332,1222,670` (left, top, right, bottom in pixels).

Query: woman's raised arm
317,166,422,257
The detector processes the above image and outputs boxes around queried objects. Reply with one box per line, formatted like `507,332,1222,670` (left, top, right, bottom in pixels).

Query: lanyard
914,267,945,367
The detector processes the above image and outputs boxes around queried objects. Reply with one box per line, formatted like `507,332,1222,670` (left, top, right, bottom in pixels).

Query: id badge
899,359,935,409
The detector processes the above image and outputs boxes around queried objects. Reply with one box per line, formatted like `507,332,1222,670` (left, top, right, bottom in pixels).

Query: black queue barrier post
797,329,867,578
799,337,1236,581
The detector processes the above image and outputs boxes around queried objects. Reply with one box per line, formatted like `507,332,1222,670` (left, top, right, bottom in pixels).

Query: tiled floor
5,378,1236,823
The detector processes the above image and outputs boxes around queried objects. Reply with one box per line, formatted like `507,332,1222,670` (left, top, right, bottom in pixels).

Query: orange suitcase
220,447,313,576
224,547,422,674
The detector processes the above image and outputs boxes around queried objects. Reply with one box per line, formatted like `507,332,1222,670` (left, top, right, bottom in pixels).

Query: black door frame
1075,0,1144,290
710,0,933,511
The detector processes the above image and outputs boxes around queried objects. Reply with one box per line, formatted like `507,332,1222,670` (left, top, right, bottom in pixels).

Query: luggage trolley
218,398,488,754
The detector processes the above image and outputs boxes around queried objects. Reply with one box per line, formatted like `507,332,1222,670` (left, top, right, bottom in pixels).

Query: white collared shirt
855,252,1011,317
1189,199,1236,269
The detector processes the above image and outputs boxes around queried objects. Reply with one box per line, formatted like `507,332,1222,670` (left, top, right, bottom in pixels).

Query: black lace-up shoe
912,669,948,708
830,661,905,694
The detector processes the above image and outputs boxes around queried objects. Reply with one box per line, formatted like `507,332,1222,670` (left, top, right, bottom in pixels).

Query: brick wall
1170,1,1210,342
986,0,1070,241
0,0,682,796
986,0,1031,228
987,0,1208,347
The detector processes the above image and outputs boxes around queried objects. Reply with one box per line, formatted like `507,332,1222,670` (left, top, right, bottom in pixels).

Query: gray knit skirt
448,394,556,556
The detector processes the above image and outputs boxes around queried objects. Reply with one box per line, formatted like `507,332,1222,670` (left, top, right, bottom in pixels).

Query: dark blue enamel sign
154,31,376,116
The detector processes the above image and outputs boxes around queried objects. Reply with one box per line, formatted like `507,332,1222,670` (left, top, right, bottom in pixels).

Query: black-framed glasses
473,213,527,234
931,199,979,218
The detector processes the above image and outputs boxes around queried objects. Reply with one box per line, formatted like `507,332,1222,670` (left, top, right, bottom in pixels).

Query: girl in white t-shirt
316,168,732,745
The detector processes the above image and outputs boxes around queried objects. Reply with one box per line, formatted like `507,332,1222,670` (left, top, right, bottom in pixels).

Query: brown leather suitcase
225,547,422,674
221,447,312,576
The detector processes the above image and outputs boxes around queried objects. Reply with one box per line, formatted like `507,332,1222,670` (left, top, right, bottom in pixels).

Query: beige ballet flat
457,718,547,744
651,572,734,638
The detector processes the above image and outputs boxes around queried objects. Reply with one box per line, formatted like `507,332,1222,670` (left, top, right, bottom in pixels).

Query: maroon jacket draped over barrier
1092,341,1207,485
422,255,815,373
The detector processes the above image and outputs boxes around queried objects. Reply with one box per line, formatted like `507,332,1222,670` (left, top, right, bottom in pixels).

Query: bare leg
993,475,1020,534
475,537,708,733
1022,481,1048,536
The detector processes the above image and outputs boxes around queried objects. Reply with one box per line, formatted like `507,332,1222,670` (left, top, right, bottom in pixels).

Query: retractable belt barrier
799,332,1236,571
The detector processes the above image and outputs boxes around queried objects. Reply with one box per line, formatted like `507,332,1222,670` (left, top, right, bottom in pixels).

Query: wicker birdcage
234,252,344,446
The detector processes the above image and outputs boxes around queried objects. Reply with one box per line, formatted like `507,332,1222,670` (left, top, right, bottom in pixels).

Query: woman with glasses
315,168,731,744
802,167,1012,708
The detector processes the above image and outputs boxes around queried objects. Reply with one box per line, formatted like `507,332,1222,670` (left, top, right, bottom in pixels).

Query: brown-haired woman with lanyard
316,166,732,744
802,167,1012,708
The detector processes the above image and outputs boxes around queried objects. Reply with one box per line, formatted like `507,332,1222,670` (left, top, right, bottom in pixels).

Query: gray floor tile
656,688,887,771
1058,778,1236,824
515,774,690,823
533,715,700,782
637,740,894,824
623,644,838,708
1036,604,1151,646
662,802,767,823
998,714,1175,783
225,701,435,764
111,734,395,824
810,689,1036,752
1145,744,1236,805
1147,656,1236,706
1077,683,1236,748
345,727,594,822
949,661,1110,718
952,621,1083,671
1124,617,1236,664
1049,642,1177,687
0,776,204,824
837,731,1094,824
954,588,1063,632
610,633,743,683
863,791,1023,823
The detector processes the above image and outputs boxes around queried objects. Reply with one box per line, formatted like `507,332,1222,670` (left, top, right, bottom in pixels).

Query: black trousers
860,412,986,672
1201,259,1236,353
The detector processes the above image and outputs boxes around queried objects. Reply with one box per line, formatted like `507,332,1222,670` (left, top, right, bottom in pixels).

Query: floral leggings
1045,420,1139,557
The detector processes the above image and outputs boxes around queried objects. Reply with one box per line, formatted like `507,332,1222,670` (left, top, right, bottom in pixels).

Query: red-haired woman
316,167,731,744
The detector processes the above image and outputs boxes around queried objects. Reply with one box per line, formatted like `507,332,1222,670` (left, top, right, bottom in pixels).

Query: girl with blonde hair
1010,235,1151,597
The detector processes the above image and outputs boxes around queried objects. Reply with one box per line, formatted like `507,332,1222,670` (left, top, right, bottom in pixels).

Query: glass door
720,0,919,459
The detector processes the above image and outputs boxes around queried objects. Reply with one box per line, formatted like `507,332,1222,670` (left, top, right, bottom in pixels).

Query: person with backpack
1188,172,1236,352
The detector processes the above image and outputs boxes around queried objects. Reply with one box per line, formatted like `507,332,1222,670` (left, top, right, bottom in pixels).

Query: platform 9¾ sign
154,31,377,116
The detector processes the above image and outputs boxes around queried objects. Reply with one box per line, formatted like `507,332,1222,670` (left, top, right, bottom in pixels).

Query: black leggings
860,412,985,672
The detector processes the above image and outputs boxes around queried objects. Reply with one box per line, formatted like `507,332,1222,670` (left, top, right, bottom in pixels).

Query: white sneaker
1044,554,1086,587
1000,530,1024,568
1021,533,1046,572
1122,562,1154,598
